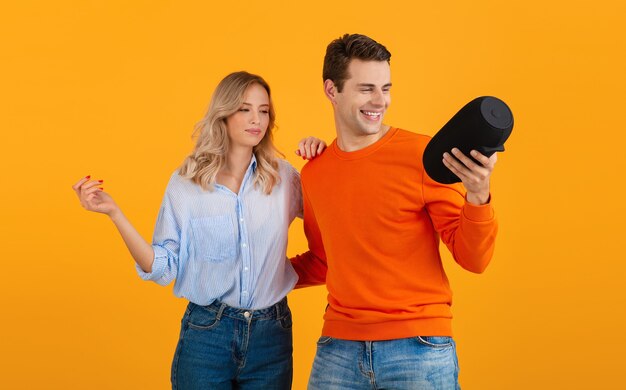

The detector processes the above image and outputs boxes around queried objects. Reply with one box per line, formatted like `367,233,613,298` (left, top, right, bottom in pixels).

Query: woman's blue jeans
171,297,293,389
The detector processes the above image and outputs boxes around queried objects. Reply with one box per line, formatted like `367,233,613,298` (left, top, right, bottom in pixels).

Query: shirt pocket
190,215,237,262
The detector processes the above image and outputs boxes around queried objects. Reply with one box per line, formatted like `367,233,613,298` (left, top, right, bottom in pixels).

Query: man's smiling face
333,59,392,138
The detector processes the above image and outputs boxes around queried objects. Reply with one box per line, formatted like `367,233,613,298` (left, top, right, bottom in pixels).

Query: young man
292,34,498,389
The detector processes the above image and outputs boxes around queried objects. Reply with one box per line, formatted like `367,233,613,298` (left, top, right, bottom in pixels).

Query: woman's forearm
109,209,155,273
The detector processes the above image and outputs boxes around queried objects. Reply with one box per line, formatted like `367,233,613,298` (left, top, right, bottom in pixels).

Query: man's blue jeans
308,336,460,390
171,298,293,389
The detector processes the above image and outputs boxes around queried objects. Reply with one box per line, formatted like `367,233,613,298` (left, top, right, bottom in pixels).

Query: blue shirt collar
249,154,258,172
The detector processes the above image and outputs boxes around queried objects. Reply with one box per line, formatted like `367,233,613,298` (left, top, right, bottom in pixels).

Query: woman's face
225,83,270,150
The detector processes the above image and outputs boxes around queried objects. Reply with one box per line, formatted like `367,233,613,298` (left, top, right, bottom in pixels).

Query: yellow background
2,0,625,388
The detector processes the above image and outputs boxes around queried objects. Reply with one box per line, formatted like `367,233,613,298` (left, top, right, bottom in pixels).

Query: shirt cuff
462,194,495,222
136,245,169,281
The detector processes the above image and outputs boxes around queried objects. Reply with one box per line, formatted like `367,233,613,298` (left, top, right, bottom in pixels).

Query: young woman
72,71,325,389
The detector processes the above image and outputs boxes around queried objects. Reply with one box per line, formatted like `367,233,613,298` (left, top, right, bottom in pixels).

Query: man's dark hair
323,34,391,92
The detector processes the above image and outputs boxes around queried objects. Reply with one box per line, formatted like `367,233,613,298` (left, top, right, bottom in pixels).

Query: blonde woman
72,72,325,389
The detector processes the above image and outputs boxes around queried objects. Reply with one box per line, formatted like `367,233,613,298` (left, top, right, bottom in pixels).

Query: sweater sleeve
290,181,328,287
422,171,498,274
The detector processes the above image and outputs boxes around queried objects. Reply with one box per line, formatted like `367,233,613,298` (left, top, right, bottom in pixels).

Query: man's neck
336,124,391,152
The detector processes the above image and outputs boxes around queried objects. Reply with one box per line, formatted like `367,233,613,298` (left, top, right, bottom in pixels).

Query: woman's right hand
72,176,119,216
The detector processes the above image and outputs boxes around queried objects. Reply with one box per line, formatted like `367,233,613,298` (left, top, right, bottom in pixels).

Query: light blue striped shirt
136,156,302,310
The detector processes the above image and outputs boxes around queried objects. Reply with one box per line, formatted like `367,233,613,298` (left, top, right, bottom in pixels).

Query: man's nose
371,90,385,106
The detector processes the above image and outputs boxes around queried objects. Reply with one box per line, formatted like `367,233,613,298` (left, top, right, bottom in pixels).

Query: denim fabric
171,298,293,389
308,336,460,390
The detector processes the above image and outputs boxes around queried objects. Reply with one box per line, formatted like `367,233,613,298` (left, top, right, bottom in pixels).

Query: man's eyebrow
242,102,270,107
356,83,393,88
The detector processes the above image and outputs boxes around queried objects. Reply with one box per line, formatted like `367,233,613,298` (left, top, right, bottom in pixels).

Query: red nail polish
99,188,103,191
98,180,104,183
86,175,91,179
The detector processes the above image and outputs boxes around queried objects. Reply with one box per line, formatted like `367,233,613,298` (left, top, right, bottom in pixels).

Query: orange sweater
291,127,498,341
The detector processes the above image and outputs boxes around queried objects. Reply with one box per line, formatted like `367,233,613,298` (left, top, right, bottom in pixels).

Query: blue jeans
171,297,293,390
308,336,460,390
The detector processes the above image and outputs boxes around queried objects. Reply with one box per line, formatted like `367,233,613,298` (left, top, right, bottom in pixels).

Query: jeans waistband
191,297,289,321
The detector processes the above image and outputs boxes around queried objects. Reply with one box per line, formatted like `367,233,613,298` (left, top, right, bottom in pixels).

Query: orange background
1,1,625,389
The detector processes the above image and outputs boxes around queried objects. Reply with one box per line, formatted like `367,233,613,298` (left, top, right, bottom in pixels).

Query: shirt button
240,218,244,222
242,243,247,248
244,311,251,318
244,267,249,271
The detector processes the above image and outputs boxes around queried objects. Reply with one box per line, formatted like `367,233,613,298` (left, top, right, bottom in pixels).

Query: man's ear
324,79,338,105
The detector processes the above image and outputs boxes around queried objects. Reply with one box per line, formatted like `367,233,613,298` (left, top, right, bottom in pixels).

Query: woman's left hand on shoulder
295,136,326,160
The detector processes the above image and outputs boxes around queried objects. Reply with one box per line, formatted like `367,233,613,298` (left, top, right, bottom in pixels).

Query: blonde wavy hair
179,71,283,194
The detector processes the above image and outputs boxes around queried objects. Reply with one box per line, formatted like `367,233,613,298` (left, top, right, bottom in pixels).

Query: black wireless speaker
423,96,514,184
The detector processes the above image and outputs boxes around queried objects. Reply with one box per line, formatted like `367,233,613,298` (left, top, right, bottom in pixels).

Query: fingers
443,148,496,193
73,176,103,192
82,179,103,191
442,153,469,181
443,149,488,182
72,175,91,197
442,148,496,204
83,184,103,197
295,137,327,160
73,175,118,214
451,148,480,171
73,176,104,205
83,191,102,208
303,137,314,159
72,175,90,190
469,150,498,169
485,152,498,169
296,138,308,159
316,140,327,155
296,137,326,160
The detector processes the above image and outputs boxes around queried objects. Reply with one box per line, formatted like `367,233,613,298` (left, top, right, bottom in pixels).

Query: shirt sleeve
290,179,328,287
422,171,498,274
136,176,181,285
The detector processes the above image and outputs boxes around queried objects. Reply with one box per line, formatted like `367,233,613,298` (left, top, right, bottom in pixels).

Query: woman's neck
223,146,253,176
217,146,253,194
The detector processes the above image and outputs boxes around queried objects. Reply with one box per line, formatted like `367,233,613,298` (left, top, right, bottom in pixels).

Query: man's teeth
362,111,381,116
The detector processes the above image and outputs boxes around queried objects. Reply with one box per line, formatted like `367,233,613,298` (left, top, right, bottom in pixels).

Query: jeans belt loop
216,303,227,320
275,299,283,319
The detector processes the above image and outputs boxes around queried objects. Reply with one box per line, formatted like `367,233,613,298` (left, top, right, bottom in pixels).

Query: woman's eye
261,110,269,114
239,108,249,112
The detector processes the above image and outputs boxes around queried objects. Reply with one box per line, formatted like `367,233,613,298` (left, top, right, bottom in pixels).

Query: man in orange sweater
291,34,499,389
